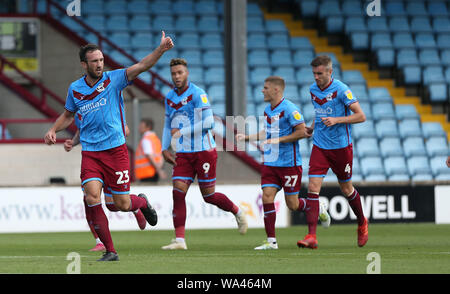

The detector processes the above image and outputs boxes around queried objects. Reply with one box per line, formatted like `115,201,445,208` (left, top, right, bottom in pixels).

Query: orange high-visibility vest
135,131,163,179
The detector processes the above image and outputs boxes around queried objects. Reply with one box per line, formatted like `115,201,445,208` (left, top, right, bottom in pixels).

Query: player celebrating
300,55,368,249
64,117,147,252
236,76,330,250
44,32,174,261
161,58,248,250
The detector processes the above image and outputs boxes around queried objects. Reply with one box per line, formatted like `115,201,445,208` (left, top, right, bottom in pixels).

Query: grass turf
0,223,449,274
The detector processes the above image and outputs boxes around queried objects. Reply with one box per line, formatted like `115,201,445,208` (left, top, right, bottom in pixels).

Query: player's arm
162,113,176,165
265,123,307,144
64,129,80,152
236,129,266,142
126,31,174,81
44,109,75,145
321,101,366,127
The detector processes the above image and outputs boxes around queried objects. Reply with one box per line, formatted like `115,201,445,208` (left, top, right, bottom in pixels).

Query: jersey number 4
115,170,130,184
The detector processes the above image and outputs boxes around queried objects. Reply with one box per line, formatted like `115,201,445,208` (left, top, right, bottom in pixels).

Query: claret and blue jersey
263,98,304,167
64,68,131,151
162,82,216,153
310,78,358,150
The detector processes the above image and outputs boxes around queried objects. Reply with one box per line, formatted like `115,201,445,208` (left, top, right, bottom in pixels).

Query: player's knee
85,193,101,206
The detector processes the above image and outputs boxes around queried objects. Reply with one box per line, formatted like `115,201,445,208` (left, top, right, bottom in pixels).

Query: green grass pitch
0,223,449,274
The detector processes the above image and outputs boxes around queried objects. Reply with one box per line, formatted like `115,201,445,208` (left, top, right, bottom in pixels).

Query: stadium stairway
261,9,450,141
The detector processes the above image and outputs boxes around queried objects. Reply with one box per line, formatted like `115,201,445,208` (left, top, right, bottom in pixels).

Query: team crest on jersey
345,90,353,100
200,94,208,104
96,82,106,92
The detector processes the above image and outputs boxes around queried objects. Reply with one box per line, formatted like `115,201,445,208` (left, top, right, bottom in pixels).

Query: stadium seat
352,119,376,139
302,104,316,122
419,49,441,66
415,33,437,50
430,156,450,177
399,119,423,139
428,83,448,103
296,67,315,85
326,16,344,33
195,1,218,16
342,70,366,85
249,67,272,85
131,32,153,50
437,34,450,50
187,66,204,85
350,33,369,50
433,18,450,34
342,0,363,16
426,137,449,157
200,34,223,50
203,50,224,67
384,156,409,177
388,174,410,182
270,50,293,66
357,138,380,157
292,50,315,68
127,0,151,14
360,156,385,176
423,66,446,85
411,17,433,34
358,102,372,120
396,49,419,68
376,49,395,67
248,50,270,66
388,17,410,33
395,104,420,120
267,34,290,50
174,16,197,32
247,33,267,50
375,119,399,138
371,33,392,50
385,1,406,17
407,156,432,176
407,2,428,16
428,2,449,17
247,16,265,33
204,67,225,85
367,17,389,33
290,37,314,51
372,102,396,120
150,1,172,15
129,15,151,32
197,16,220,33
172,1,194,15
207,84,226,104
422,122,447,139
273,67,296,84
379,137,404,158
104,0,127,14
265,20,288,34
368,87,392,103
180,50,202,66
345,17,366,34
319,0,342,18
393,33,416,49
403,137,427,157
402,65,422,84
411,174,433,182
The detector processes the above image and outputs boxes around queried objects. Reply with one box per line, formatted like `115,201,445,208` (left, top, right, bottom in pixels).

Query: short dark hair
310,55,332,69
141,118,154,130
79,44,101,62
170,58,188,68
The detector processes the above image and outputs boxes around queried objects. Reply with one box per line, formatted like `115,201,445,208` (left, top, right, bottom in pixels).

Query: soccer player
64,117,147,252
44,31,174,261
160,58,248,250
300,55,368,249
236,76,330,250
